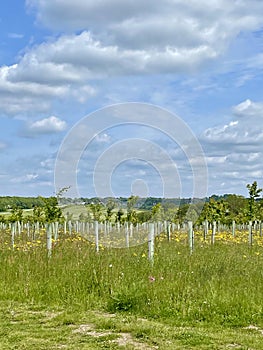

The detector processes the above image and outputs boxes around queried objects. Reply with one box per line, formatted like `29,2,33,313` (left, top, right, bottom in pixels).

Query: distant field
0,208,33,218
61,204,88,219
1,205,98,220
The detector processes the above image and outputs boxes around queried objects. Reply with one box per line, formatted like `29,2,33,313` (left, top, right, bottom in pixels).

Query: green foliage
136,210,152,223
127,195,139,211
9,207,23,223
247,181,262,221
176,204,189,224
162,207,177,222
30,206,45,224
0,215,6,223
0,186,262,225
198,199,230,224
115,209,124,223
108,293,138,312
151,203,164,221
139,197,163,210
87,203,105,221
185,204,199,223
0,196,44,212
224,194,247,223
259,199,263,220
126,209,138,224
105,199,116,221
127,195,139,224
41,196,63,223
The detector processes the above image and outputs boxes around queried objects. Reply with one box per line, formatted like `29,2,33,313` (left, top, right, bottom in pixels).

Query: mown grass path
1,302,263,349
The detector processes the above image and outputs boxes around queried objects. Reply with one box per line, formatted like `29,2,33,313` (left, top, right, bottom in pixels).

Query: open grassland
62,204,89,220
1,226,263,349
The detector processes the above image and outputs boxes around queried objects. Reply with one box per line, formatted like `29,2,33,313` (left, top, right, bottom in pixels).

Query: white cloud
0,55,96,117
72,85,97,103
25,116,67,136
0,65,70,116
204,99,263,145
22,0,263,77
27,0,263,39
201,99,263,193
0,1,262,118
233,99,263,117
17,2,263,77
6,32,217,82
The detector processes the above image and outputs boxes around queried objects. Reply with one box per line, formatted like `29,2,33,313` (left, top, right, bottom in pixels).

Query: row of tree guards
1,219,262,260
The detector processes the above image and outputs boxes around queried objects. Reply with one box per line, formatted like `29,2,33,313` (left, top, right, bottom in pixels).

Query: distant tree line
0,181,262,225
0,196,45,212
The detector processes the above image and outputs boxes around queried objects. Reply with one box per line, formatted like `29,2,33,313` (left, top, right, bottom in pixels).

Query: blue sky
1,0,263,198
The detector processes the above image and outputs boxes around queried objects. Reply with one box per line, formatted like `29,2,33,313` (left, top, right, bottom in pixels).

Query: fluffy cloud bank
25,0,263,74
1,0,262,117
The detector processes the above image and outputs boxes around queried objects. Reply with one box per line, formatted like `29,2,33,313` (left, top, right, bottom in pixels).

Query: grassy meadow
1,223,263,349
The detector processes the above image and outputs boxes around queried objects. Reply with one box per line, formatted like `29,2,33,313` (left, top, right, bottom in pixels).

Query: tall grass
1,228,263,327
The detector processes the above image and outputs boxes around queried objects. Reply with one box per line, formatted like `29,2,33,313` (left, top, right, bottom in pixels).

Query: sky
0,0,263,198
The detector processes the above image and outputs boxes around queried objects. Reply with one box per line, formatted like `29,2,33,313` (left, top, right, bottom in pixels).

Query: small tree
88,203,104,222
247,181,262,221
31,205,45,224
127,195,139,223
175,204,189,224
41,196,63,223
9,207,23,223
151,203,164,221
106,198,116,221
39,187,69,223
116,209,124,223
185,205,199,223
136,210,152,223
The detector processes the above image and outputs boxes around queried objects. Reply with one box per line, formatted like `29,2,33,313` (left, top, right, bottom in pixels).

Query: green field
1,225,263,349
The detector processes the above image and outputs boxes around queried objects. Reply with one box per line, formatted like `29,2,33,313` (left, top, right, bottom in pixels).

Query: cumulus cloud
22,1,263,76
0,0,262,118
232,99,263,117
24,116,67,137
27,0,263,40
16,2,263,77
0,64,71,116
201,99,263,193
204,100,263,145
6,32,216,83
0,53,95,116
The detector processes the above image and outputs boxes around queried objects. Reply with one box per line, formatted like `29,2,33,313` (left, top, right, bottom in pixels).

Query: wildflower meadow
1,217,263,349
